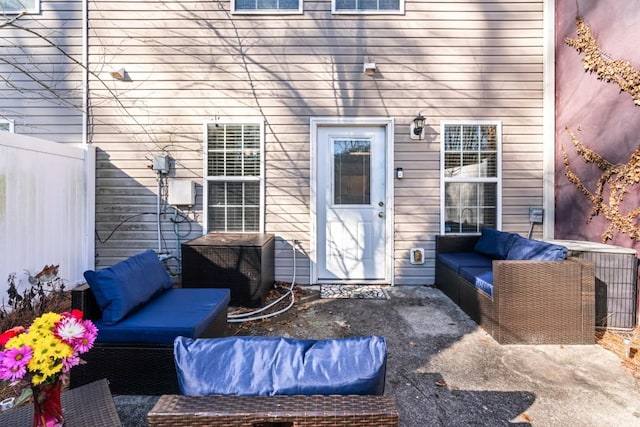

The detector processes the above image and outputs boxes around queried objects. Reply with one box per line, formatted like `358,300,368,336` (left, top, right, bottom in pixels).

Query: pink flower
83,319,98,338
73,320,98,353
73,330,98,354
62,355,81,372
0,346,32,382
55,316,86,344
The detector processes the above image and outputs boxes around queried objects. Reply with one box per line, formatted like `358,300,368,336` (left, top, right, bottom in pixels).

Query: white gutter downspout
542,0,555,239
82,0,96,271
82,0,88,147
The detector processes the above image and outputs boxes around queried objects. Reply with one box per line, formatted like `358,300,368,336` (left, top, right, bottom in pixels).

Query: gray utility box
550,240,638,330
181,233,275,308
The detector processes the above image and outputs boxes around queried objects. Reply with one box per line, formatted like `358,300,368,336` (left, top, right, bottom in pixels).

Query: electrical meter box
528,207,544,224
168,179,195,206
152,154,170,174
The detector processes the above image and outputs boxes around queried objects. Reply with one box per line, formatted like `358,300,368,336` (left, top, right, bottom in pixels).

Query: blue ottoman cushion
174,335,387,396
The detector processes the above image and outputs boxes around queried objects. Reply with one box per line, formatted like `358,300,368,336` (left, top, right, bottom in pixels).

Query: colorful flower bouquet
0,310,97,426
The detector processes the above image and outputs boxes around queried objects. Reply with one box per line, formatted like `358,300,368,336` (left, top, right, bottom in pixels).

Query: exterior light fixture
363,62,377,76
110,68,128,81
410,113,426,140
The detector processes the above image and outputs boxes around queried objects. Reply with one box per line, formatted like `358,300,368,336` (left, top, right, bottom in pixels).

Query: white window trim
202,119,265,234
331,0,404,14
439,120,502,235
0,118,14,133
0,0,40,14
231,0,303,14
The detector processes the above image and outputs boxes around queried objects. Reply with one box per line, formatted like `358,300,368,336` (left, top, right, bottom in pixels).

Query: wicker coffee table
0,378,121,427
147,394,399,427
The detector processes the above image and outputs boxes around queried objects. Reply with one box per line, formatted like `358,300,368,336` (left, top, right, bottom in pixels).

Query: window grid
441,121,501,235
0,119,14,133
332,0,403,13
233,0,302,13
205,122,263,233
0,0,39,13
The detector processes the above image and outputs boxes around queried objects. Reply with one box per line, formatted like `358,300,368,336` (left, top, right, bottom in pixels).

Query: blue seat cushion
84,250,173,325
506,235,568,261
174,336,387,396
437,252,493,274
473,228,517,260
458,266,494,297
95,288,230,344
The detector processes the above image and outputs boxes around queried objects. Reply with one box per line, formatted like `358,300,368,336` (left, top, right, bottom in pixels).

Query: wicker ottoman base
147,394,399,427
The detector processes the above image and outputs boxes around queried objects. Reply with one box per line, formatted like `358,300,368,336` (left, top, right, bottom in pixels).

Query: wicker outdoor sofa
435,230,595,344
70,250,231,395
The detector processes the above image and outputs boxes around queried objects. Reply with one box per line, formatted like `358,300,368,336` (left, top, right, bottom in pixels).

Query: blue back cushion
473,228,516,260
437,252,493,274
506,235,567,261
95,288,230,344
83,249,172,325
174,336,387,396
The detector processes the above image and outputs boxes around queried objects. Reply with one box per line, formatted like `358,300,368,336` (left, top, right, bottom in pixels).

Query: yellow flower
31,312,61,332
31,334,71,361
4,333,28,349
31,372,48,386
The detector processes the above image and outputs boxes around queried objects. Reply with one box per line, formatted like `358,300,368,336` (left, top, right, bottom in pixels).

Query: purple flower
62,355,81,372
0,346,33,382
73,320,98,354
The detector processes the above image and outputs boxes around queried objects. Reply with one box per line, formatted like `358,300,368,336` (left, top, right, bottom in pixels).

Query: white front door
314,124,390,282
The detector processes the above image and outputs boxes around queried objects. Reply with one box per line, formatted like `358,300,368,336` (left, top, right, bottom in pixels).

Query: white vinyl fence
0,133,95,303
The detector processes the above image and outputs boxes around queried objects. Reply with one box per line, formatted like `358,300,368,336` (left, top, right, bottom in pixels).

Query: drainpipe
81,0,96,271
542,0,555,239
82,0,88,146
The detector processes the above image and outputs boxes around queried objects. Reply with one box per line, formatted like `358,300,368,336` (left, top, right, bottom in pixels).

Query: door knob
378,212,384,218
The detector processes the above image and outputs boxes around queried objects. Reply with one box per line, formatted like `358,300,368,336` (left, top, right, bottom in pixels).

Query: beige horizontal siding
88,0,545,284
0,1,84,142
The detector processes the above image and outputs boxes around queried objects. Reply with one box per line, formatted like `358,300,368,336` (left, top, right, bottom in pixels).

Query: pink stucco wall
555,0,640,252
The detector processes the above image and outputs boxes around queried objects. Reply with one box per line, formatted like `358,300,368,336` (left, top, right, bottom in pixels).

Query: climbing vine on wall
565,17,640,106
562,128,640,242
563,17,640,242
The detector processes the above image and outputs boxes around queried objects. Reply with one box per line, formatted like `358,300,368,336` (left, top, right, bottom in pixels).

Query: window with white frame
0,119,14,133
204,121,264,233
333,0,403,14
233,0,302,14
0,0,39,14
441,121,501,234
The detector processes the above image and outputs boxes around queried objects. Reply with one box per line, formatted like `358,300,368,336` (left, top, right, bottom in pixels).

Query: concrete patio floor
115,285,640,426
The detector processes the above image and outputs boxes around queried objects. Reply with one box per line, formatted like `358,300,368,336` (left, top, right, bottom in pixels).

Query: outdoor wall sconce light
110,67,128,81
363,62,377,76
410,113,426,140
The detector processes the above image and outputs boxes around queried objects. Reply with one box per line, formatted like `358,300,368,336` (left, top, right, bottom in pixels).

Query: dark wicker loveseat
435,232,595,344
70,284,229,395
70,250,230,395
